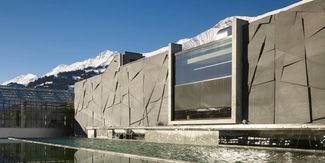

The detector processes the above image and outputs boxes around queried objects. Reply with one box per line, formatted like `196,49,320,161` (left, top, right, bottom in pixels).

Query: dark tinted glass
174,36,233,121
0,87,74,128
174,78,231,120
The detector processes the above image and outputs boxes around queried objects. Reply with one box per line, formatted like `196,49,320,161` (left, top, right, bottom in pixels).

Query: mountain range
2,16,255,90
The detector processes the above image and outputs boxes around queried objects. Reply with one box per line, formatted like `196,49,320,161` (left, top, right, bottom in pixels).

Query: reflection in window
174,36,232,121
175,36,232,85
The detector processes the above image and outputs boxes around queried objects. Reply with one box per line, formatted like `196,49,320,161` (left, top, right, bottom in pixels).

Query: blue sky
0,0,298,83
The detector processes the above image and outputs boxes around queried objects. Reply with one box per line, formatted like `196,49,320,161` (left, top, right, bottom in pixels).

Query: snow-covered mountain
144,16,253,56
2,16,254,89
1,50,118,89
2,74,38,86
179,16,253,50
46,50,118,77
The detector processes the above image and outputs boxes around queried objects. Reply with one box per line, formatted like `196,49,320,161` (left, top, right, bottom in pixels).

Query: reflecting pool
25,138,325,163
0,139,168,163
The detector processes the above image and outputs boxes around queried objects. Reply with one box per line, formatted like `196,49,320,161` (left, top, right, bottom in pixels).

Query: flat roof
0,86,73,102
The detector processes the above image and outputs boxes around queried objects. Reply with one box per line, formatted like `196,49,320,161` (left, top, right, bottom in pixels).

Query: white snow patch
72,76,81,80
143,46,169,57
45,81,53,85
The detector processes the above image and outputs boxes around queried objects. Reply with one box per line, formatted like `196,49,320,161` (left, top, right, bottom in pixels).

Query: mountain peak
45,50,118,77
2,73,38,86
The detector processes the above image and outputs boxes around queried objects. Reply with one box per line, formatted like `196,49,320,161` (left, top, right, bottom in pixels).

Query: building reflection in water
0,139,159,163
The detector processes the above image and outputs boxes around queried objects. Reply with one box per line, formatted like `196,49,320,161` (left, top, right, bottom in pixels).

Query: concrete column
167,43,182,125
231,18,248,123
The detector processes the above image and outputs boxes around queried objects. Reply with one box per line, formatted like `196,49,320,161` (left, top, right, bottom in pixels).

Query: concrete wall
247,0,325,124
0,128,70,138
145,130,219,146
75,52,169,132
75,0,325,129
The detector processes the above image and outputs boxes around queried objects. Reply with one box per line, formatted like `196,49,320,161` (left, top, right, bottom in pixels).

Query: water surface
0,139,167,163
29,138,325,163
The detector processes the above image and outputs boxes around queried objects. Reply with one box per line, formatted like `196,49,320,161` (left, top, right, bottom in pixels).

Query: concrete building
74,20,248,130
74,0,325,148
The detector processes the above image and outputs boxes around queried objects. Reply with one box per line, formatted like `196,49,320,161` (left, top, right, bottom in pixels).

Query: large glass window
174,36,232,121
175,36,232,85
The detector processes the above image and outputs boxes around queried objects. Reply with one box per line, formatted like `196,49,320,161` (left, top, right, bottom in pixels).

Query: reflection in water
32,138,325,163
0,139,159,163
0,139,75,163
74,150,161,163
1,138,325,163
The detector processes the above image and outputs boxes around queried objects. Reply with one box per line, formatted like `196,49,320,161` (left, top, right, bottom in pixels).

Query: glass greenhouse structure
0,86,74,129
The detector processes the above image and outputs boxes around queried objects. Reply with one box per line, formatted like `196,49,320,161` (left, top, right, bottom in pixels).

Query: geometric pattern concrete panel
311,88,325,120
75,52,169,132
248,81,275,124
281,60,307,86
275,83,310,124
248,0,325,124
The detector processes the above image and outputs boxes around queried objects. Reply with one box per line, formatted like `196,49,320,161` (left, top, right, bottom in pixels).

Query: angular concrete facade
247,0,325,124
75,0,325,133
75,52,170,132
